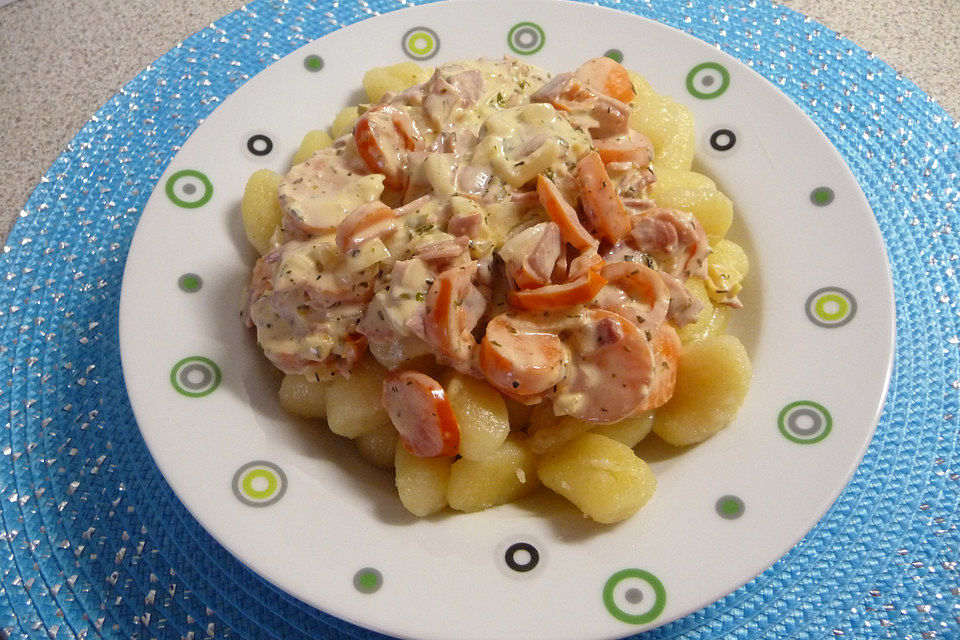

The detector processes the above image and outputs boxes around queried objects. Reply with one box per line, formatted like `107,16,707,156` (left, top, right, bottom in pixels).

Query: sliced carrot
536,174,597,251
508,269,606,311
635,325,681,411
567,250,605,280
600,260,670,329
594,131,653,166
381,370,460,458
576,151,631,243
335,201,397,253
354,105,422,191
479,313,567,400
574,57,636,104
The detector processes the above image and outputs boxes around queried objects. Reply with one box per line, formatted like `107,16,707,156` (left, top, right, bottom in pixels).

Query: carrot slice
335,201,397,253
574,57,636,104
354,105,422,191
480,313,567,400
576,151,630,243
381,370,460,457
635,325,681,411
536,174,597,251
594,131,653,165
508,269,606,311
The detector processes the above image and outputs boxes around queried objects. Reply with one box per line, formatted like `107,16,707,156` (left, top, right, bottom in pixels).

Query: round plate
118,1,895,638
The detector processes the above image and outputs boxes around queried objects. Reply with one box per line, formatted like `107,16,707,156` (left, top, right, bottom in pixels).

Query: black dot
247,134,274,157
709,128,737,152
504,542,539,572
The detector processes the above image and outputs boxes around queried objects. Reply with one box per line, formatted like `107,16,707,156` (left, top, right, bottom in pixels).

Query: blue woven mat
2,1,958,638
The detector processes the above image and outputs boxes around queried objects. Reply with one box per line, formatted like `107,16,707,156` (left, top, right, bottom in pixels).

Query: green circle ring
602,568,666,624
778,400,833,444
685,62,731,99
507,22,545,55
407,31,435,56
165,169,213,209
242,468,279,500
170,356,222,397
814,293,850,321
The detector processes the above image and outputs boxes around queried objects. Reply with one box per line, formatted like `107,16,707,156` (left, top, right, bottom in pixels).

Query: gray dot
625,587,644,604
788,407,823,436
181,182,197,195
702,74,715,87
516,28,537,47
179,363,212,390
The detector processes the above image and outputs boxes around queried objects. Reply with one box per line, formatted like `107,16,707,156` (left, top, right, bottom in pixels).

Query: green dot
604,49,623,63
810,187,835,206
722,501,738,514
354,568,383,594
815,294,849,321
242,469,278,500
304,55,324,71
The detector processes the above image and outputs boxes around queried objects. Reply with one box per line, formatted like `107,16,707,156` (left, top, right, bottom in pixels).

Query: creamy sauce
244,56,712,423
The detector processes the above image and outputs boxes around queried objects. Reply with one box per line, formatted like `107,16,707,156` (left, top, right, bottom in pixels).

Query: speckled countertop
0,0,957,244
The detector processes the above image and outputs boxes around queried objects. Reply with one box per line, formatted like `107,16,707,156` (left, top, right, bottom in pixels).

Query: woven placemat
1,0,958,638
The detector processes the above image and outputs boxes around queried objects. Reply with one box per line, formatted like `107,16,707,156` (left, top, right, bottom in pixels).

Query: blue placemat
1,1,958,638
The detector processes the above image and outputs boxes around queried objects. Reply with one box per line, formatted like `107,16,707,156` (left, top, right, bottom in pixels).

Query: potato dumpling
590,411,654,448
652,335,752,446
651,187,733,239
648,165,715,201
447,435,540,512
445,373,510,461
278,374,329,418
325,357,391,438
625,70,657,103
363,62,433,102
395,443,452,516
677,278,730,344
355,423,399,470
537,433,657,524
528,414,594,454
291,129,334,165
330,106,361,139
629,93,695,171
241,169,283,254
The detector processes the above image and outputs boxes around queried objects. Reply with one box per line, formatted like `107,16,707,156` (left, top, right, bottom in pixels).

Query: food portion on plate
239,56,751,523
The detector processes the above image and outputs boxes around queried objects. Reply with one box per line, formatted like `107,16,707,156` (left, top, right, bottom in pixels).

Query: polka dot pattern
170,356,221,397
177,273,202,293
507,22,545,55
602,569,667,624
806,287,857,328
402,27,439,60
685,62,730,99
232,461,287,507
164,169,213,209
778,401,833,444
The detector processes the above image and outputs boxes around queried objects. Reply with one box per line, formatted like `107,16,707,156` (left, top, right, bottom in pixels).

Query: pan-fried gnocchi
241,56,752,524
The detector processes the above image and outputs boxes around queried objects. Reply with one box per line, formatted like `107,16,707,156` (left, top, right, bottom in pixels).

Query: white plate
118,1,895,638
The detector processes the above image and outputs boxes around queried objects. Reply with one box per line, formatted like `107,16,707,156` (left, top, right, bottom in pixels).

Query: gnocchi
242,56,752,524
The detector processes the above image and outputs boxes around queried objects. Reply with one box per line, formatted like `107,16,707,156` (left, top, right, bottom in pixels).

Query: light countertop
1,0,958,244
